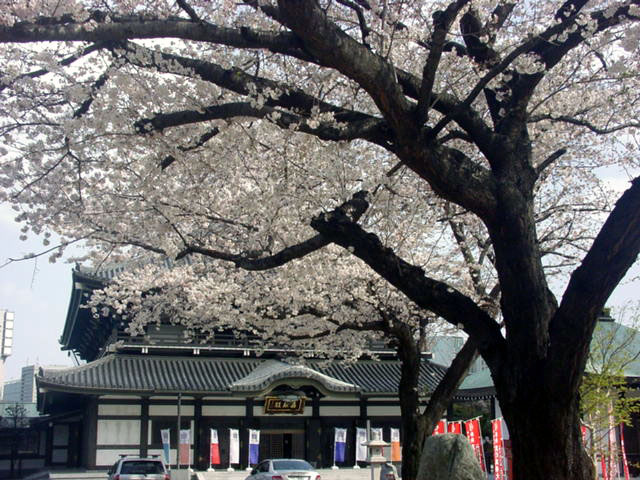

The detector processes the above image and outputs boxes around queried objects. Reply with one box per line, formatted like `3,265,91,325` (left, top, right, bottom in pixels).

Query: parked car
246,459,321,480
107,455,170,480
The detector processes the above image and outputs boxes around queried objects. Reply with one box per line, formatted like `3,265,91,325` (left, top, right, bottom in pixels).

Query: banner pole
176,392,182,471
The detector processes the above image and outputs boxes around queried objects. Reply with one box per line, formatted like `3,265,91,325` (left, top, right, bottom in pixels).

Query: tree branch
552,176,640,384
159,127,221,170
134,101,391,148
530,114,640,136
335,0,372,48
276,0,414,138
536,148,567,175
176,191,370,270
0,42,106,93
417,0,471,124
309,203,505,369
420,337,478,435
176,0,201,22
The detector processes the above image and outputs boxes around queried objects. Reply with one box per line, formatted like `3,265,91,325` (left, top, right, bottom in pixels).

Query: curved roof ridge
230,359,360,393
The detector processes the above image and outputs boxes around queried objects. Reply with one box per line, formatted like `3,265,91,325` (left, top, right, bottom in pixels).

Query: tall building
20,364,37,403
2,364,55,403
0,310,15,399
2,378,21,402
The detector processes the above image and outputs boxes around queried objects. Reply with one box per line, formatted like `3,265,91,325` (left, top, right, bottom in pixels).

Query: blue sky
1,186,639,381
1,203,75,380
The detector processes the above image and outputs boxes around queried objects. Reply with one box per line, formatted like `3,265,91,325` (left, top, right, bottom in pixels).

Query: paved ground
18,466,384,480
195,468,378,480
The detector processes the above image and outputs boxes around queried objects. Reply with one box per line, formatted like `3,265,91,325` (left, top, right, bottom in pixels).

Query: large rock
417,433,485,480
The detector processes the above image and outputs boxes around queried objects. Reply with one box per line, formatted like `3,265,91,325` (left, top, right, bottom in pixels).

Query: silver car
246,459,321,480
107,455,170,480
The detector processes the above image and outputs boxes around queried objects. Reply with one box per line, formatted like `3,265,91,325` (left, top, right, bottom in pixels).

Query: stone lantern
364,437,390,464
364,431,390,480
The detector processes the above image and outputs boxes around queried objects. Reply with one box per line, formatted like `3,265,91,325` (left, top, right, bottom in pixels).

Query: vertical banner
210,429,220,466
580,424,588,447
499,418,513,480
463,418,486,472
334,428,347,464
492,419,505,480
432,419,447,435
620,424,630,480
608,413,619,480
601,454,609,480
355,427,368,463
248,429,260,465
229,429,240,465
390,428,402,462
160,429,171,465
179,429,191,467
447,421,462,435
371,427,383,441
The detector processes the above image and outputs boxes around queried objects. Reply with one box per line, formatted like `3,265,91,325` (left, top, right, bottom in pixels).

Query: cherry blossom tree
1,1,640,479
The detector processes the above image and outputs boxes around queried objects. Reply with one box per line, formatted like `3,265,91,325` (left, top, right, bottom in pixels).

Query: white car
107,455,170,480
246,459,321,480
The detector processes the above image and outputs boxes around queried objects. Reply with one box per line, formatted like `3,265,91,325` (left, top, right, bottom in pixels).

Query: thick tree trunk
396,335,425,480
491,335,595,480
396,334,479,480
499,386,593,479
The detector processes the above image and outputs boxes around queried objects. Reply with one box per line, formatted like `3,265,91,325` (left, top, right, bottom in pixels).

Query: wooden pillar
194,397,204,469
81,396,98,468
140,398,150,457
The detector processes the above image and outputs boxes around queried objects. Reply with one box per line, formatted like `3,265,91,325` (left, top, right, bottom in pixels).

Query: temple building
35,269,458,470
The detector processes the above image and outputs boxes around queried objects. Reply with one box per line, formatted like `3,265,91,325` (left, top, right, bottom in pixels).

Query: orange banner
390,428,401,461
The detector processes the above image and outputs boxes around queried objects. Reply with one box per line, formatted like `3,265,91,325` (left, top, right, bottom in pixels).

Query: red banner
447,421,462,435
464,418,486,472
492,419,505,480
620,424,630,480
580,424,588,447
601,454,609,480
210,429,220,465
432,419,446,435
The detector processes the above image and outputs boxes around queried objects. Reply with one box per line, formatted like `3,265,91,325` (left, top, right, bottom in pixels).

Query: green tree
580,307,640,468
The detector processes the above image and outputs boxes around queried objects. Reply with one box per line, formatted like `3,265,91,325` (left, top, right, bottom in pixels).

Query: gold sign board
264,396,306,414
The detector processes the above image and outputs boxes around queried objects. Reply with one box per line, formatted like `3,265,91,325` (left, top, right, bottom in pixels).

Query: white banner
160,429,170,465
229,429,240,464
356,428,368,462
179,429,191,445
371,427,383,441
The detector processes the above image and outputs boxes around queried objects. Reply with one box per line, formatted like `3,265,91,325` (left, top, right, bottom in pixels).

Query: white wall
97,419,141,445
202,405,244,416
98,404,141,416
319,406,359,416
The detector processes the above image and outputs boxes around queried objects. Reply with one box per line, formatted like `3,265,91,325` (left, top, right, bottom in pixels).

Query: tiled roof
39,355,261,394
38,354,449,396
229,360,359,394
319,359,446,394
